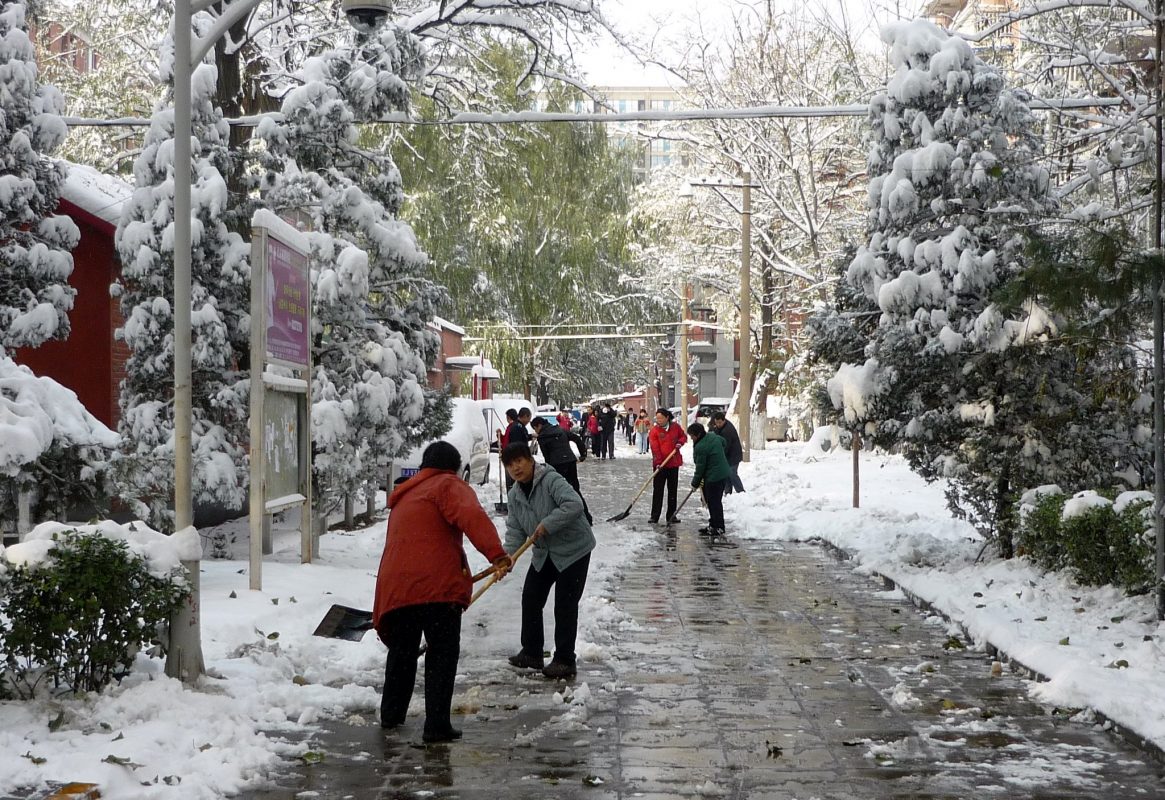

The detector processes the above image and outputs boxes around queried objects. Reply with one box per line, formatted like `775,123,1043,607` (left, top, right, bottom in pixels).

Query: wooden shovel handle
468,534,535,607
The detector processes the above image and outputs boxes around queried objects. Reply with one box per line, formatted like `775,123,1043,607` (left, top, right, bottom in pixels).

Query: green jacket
505,464,596,572
691,433,732,487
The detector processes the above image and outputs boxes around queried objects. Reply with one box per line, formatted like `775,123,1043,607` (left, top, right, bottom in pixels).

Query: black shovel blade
313,604,374,641
495,502,508,515
606,506,632,522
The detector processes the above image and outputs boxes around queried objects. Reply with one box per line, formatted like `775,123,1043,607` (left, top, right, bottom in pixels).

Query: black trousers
602,428,615,458
703,478,728,530
548,460,592,525
378,603,461,734
520,553,590,665
650,466,679,522
724,464,746,495
590,432,602,456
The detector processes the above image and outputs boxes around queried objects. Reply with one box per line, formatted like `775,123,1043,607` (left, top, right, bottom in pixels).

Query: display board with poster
248,210,313,590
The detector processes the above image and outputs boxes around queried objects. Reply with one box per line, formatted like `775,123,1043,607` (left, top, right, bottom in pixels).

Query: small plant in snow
0,531,188,697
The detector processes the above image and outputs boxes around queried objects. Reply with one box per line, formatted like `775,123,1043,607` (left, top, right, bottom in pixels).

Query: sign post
249,210,313,591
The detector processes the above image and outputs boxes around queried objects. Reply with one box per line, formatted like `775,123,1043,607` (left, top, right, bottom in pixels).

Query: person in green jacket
687,422,732,536
500,442,597,679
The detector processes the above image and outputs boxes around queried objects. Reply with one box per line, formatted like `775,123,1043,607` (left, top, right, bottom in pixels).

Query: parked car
691,397,733,425
386,398,491,487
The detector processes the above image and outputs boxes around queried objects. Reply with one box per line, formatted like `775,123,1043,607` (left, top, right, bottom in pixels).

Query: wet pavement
245,456,1165,799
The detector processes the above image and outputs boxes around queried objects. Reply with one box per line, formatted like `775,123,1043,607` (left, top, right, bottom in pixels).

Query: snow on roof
431,316,465,335
60,162,132,230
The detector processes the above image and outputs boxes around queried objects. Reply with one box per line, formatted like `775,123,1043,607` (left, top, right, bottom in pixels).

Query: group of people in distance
371,402,745,743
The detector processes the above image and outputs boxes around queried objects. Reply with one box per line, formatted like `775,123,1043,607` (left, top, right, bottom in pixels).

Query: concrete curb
814,537,1165,764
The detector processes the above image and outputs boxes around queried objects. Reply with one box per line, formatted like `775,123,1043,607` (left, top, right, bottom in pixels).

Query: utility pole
739,171,752,462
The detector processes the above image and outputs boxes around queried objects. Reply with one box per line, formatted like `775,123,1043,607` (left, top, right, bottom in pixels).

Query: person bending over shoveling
373,441,512,743
500,442,596,680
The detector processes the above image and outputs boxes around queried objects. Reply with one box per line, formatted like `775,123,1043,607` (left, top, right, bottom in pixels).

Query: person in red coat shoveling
373,441,512,743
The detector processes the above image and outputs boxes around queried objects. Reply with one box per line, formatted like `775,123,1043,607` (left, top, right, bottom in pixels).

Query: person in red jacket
647,408,688,524
374,441,512,743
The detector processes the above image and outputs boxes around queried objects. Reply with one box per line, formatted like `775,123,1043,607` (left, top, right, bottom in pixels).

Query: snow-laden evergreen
0,351,117,531
840,20,1141,554
113,21,250,530
0,1,78,350
255,25,446,511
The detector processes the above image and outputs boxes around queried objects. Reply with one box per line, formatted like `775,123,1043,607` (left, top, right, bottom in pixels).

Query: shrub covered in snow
1018,487,1153,591
0,522,189,697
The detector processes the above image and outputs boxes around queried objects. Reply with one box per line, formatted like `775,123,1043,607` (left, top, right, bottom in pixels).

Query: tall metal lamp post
167,0,385,680
681,173,758,461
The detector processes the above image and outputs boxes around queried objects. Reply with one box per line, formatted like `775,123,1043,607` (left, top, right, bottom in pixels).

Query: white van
387,397,492,487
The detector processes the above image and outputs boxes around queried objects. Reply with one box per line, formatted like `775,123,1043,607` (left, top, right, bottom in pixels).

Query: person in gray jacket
500,442,596,680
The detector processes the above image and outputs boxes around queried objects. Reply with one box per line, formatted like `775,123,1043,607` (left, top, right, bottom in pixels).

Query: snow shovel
468,534,536,608
494,433,508,515
607,448,678,522
312,604,375,641
313,565,501,641
665,481,702,526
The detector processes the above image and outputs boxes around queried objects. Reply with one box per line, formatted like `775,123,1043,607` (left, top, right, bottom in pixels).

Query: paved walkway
246,457,1165,799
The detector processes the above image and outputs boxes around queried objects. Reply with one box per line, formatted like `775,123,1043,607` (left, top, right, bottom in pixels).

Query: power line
60,96,1123,129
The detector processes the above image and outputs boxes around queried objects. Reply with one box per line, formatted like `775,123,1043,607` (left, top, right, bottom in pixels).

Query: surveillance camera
342,0,392,33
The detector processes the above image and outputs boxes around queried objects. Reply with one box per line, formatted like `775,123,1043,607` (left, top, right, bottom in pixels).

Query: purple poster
265,236,310,366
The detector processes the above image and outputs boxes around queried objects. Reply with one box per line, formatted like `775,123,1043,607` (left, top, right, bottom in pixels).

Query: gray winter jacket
504,465,596,572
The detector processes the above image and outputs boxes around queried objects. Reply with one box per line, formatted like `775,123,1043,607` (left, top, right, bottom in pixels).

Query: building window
618,99,628,113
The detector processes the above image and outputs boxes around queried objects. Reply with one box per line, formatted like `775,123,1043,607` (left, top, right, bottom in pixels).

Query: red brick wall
12,205,117,427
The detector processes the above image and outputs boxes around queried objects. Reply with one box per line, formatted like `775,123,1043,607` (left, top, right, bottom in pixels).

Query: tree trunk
994,465,1014,559
344,493,355,529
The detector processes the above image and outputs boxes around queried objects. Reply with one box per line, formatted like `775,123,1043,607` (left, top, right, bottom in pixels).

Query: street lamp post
682,174,758,462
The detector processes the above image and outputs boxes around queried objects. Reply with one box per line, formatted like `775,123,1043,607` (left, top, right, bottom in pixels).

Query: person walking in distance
501,443,596,680
529,415,592,525
647,408,687,524
501,409,526,490
688,422,731,535
586,411,601,458
599,403,617,459
556,409,573,432
634,409,651,454
709,411,745,494
373,442,513,743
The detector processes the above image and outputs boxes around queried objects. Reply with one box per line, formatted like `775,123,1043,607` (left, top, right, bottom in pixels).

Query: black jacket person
530,416,592,525
710,411,745,494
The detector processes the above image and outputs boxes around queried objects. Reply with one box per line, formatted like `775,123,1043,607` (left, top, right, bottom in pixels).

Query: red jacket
373,468,506,631
648,421,687,469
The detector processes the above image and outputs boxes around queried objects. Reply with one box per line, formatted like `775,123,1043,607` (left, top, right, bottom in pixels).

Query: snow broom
607,448,678,522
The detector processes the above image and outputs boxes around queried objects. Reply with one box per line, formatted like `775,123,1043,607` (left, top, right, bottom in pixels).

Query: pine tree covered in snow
0,1,78,351
113,41,250,530
254,25,446,510
845,21,1140,555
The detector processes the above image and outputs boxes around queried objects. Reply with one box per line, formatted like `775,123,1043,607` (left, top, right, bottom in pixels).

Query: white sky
577,0,925,87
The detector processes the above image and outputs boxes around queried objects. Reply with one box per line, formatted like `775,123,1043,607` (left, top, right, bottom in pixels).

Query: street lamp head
342,0,392,33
